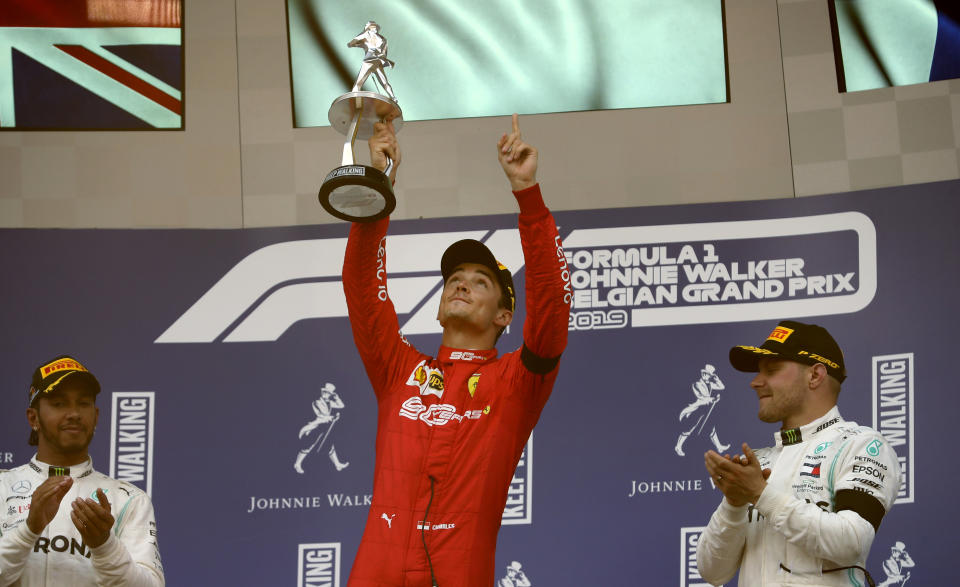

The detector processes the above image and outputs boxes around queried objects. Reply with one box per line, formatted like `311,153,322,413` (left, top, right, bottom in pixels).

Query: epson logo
298,542,340,587
680,527,711,587
872,354,914,504
109,392,156,496
502,435,533,526
851,465,885,482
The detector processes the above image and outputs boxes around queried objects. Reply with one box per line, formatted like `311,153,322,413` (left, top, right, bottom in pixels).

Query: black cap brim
31,371,101,407
729,345,780,373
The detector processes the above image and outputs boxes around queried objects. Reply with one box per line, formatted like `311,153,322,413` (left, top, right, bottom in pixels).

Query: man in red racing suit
342,115,571,586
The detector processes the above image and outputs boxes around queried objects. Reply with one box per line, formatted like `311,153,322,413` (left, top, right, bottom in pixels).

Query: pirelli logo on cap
41,358,87,377
767,326,794,343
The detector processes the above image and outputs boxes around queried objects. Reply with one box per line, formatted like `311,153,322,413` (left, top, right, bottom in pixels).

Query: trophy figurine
318,21,403,222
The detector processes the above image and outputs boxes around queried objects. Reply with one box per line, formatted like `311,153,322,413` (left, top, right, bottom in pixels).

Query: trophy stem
341,110,362,166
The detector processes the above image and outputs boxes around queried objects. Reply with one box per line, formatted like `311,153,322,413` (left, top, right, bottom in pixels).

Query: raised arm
498,114,571,372
342,121,416,395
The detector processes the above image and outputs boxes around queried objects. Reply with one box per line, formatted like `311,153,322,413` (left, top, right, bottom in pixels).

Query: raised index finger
511,113,520,135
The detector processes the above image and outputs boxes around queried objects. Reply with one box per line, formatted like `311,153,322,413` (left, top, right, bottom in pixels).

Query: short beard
38,423,93,456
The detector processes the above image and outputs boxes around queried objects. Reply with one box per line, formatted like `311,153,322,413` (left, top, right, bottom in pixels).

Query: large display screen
830,0,960,92
286,0,728,127
0,0,183,130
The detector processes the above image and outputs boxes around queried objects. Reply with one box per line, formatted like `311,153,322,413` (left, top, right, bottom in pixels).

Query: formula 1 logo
154,229,523,343
155,213,877,343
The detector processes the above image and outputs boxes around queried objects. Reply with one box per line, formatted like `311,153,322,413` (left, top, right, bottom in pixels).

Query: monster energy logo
48,466,69,477
781,428,802,445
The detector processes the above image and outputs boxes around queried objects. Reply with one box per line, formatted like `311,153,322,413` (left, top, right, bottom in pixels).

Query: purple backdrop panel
1,179,955,584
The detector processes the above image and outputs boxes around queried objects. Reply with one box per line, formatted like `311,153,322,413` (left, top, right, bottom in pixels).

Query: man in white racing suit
697,321,900,587
0,355,164,586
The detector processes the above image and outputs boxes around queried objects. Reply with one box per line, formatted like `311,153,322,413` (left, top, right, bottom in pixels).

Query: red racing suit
342,184,570,586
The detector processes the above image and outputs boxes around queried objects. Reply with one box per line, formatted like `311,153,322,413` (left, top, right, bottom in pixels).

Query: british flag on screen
0,0,183,130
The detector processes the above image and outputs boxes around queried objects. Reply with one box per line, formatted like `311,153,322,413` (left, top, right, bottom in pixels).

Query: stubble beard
757,383,805,425
39,422,93,457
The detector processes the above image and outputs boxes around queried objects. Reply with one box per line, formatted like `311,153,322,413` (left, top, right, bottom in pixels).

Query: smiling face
437,262,512,344
750,358,811,428
27,383,99,465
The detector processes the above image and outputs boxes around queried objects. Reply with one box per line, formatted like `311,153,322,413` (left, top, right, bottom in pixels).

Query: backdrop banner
1,179,955,585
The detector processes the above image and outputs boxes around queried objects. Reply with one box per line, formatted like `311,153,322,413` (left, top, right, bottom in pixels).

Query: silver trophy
318,21,402,223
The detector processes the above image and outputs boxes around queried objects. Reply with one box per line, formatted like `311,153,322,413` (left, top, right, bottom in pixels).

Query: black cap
729,320,846,382
29,355,101,408
440,239,515,312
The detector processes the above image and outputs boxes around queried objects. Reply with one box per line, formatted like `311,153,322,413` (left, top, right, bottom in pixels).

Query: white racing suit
697,407,900,586
0,456,164,586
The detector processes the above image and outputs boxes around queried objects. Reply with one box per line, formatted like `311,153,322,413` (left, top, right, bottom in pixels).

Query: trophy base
318,165,395,223
328,91,402,140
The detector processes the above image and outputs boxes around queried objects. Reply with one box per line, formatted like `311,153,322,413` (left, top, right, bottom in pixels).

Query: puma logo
381,512,396,528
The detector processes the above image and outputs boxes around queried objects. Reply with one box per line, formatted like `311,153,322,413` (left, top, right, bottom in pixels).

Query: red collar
437,346,497,364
